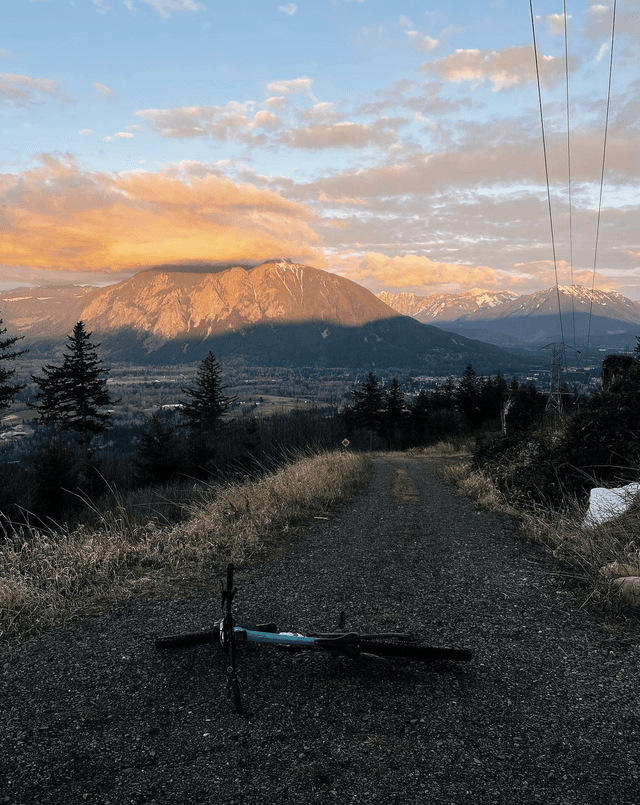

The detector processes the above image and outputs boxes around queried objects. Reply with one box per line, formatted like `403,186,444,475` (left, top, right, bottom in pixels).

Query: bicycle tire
358,640,472,662
155,631,214,649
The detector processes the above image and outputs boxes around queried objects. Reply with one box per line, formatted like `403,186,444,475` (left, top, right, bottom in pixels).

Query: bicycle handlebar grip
155,631,215,649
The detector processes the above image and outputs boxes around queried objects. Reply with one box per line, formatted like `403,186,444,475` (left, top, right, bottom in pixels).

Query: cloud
331,251,511,294
0,72,60,106
79,129,94,136
0,154,322,273
94,82,114,97
398,14,438,51
115,131,134,138
279,3,297,15
127,0,206,17
266,77,315,97
547,13,570,36
276,119,405,150
422,46,570,91
136,102,273,143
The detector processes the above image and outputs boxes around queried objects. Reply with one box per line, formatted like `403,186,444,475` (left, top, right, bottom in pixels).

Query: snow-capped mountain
379,285,640,349
377,289,520,322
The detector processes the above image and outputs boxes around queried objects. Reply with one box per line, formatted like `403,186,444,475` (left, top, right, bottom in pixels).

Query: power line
529,0,566,363
586,0,618,363
563,0,577,353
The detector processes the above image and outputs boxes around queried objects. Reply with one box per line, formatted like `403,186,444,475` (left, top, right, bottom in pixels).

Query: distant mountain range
379,285,640,352
0,260,525,373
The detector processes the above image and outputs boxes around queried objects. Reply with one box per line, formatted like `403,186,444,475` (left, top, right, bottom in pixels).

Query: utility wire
529,0,566,362
586,0,617,363
563,0,577,353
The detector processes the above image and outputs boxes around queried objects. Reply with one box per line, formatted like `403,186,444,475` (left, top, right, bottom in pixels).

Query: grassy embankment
0,450,372,643
419,439,640,613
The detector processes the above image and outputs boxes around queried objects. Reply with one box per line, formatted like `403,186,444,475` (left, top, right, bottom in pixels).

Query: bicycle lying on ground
155,563,473,715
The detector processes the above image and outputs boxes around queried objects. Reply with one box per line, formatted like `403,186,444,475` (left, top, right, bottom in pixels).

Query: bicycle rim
358,641,472,662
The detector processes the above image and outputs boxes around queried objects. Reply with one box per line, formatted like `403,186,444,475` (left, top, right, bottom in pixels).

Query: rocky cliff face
79,259,399,338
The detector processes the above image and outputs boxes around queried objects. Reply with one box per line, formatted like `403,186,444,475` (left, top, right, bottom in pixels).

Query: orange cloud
331,251,516,294
0,155,322,273
422,46,571,90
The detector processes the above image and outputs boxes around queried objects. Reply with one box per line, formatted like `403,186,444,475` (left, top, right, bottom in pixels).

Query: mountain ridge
0,260,526,372
379,285,640,350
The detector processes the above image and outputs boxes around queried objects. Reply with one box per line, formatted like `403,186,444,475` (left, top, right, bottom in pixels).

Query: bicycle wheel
358,640,472,662
155,631,215,649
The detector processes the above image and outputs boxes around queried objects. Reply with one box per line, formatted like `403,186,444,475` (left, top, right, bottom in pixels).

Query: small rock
611,576,640,606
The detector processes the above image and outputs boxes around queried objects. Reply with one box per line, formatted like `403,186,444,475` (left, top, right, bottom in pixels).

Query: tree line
339,364,553,450
0,312,556,527
0,318,363,528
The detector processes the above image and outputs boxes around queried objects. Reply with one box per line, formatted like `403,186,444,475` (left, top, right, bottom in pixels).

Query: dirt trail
1,455,639,804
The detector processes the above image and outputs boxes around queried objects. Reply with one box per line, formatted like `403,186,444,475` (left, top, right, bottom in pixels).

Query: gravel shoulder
2,455,640,805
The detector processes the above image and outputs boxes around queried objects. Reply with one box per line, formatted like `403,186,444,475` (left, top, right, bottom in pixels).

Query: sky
1,0,639,298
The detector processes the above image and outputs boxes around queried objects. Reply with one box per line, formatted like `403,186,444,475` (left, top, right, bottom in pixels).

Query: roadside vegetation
0,449,371,642
422,354,640,614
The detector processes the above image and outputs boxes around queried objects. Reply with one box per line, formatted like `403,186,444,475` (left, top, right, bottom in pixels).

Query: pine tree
134,410,186,485
350,372,385,436
408,389,432,445
380,378,407,447
30,321,116,460
455,362,482,428
0,315,25,413
179,351,236,476
180,351,236,431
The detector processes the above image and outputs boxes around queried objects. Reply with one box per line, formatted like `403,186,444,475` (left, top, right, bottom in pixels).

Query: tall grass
0,449,372,643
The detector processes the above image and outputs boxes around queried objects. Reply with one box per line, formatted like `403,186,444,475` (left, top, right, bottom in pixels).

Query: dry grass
0,450,372,643
421,438,640,613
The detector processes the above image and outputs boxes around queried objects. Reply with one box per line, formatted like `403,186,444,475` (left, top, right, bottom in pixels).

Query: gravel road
2,455,639,804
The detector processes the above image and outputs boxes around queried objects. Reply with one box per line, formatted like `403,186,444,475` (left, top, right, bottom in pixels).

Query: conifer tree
351,372,384,431
179,351,236,476
180,351,236,431
0,315,25,413
455,362,482,428
380,378,407,447
30,321,116,460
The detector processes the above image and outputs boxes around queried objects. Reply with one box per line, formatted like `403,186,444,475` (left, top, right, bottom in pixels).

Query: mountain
380,285,640,351
80,259,399,337
377,289,519,322
0,260,526,372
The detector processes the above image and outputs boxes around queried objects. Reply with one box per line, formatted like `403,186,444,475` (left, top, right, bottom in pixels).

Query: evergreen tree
180,351,236,431
30,321,116,460
134,410,186,485
455,362,482,428
479,371,508,424
0,315,25,413
350,372,385,439
408,389,432,445
180,351,236,476
380,378,407,447
431,377,455,411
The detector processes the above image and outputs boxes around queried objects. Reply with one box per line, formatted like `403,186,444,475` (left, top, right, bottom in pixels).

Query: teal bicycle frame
155,563,472,715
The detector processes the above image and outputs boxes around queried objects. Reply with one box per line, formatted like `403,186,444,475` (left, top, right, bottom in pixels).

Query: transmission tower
543,342,565,416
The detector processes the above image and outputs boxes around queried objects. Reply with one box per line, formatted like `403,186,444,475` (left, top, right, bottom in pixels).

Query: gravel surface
2,455,640,804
